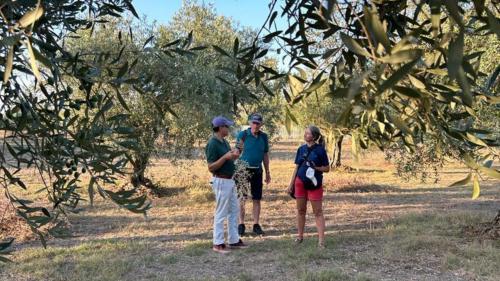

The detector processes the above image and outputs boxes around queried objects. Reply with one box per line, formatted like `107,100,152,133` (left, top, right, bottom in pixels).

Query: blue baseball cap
249,113,263,124
212,116,234,128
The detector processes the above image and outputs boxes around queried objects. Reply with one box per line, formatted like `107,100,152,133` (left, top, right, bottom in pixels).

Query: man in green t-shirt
205,116,248,254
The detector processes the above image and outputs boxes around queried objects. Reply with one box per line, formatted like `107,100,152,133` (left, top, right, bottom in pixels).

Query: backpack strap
239,129,267,152
302,144,317,166
241,129,248,143
237,129,248,152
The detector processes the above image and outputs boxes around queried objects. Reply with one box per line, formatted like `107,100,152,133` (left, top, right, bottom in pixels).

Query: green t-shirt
205,136,235,176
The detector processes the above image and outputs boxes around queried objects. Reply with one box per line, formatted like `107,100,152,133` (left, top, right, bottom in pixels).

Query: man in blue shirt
235,113,270,236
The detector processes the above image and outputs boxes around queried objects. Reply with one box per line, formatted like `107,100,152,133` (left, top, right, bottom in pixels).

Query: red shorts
294,177,323,201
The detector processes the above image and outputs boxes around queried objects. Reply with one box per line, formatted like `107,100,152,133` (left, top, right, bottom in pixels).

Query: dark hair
212,127,220,132
308,125,325,147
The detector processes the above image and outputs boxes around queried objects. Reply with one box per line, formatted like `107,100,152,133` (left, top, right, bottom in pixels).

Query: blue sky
133,0,271,28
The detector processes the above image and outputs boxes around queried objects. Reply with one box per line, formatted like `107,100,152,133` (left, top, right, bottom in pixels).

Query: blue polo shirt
294,144,329,187
236,128,269,168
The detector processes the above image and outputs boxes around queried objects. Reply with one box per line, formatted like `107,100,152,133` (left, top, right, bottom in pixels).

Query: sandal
318,241,326,249
294,237,304,244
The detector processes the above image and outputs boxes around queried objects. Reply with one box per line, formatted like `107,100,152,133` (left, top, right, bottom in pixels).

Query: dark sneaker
212,244,230,254
229,239,249,249
253,224,265,235
238,224,246,236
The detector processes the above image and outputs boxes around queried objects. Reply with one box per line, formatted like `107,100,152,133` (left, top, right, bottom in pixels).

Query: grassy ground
0,140,499,281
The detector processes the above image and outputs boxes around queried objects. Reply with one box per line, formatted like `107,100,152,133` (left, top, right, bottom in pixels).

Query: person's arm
314,165,330,173
312,148,330,173
263,134,271,183
208,152,232,173
206,140,238,173
263,152,271,184
287,165,299,193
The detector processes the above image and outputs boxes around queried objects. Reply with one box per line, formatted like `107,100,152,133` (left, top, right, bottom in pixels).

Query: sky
133,0,272,29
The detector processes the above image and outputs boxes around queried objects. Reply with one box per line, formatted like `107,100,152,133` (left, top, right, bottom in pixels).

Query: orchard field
1,138,498,281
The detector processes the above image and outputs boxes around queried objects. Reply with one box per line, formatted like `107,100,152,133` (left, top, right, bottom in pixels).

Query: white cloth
306,167,317,186
211,177,240,245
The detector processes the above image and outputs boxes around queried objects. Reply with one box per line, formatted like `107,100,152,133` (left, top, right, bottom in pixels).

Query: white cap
306,167,317,186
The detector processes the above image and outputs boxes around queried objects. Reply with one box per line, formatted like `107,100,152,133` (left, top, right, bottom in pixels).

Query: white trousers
211,177,240,245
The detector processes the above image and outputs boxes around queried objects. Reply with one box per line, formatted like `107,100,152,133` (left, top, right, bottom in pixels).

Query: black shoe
212,244,230,254
238,224,245,236
229,239,249,249
253,224,265,235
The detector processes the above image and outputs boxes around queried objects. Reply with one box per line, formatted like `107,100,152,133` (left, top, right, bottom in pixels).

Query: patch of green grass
244,236,293,254
381,211,500,279
5,239,154,281
458,241,500,278
398,235,455,254
224,272,254,281
158,254,179,265
183,239,211,257
354,255,374,267
279,239,335,269
442,253,462,270
385,211,486,237
381,212,484,259
355,273,376,281
299,269,351,281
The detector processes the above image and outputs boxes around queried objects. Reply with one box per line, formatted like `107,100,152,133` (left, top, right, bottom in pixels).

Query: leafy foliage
385,139,457,183
223,0,500,197
157,1,284,149
0,0,149,256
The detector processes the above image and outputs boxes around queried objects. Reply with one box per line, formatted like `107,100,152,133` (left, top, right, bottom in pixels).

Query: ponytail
317,133,325,147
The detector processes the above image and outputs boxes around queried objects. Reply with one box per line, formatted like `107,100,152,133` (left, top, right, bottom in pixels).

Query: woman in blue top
287,125,330,248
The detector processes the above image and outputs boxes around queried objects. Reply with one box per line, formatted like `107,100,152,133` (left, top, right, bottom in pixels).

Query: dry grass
0,139,499,280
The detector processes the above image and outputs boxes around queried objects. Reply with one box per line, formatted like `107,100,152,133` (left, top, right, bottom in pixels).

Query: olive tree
225,0,499,198
0,0,149,260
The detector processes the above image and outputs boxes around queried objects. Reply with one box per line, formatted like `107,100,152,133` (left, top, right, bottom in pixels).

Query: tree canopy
223,0,499,196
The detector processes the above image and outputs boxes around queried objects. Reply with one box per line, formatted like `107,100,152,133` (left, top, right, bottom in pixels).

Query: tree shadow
147,186,187,198
333,166,388,173
332,184,400,193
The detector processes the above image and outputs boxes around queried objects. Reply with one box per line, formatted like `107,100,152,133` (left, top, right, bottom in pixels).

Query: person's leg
212,178,231,246
239,198,246,224
250,169,264,234
310,199,325,247
252,199,261,225
227,179,241,244
294,177,307,241
296,198,307,240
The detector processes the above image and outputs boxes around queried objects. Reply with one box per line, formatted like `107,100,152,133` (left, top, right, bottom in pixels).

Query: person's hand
286,183,293,194
232,148,240,158
224,150,239,160
265,172,271,184
236,140,244,153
